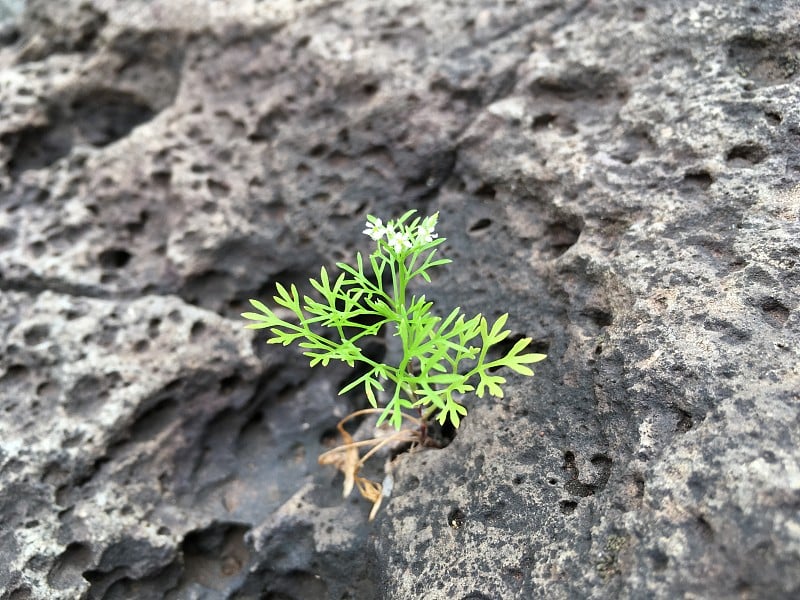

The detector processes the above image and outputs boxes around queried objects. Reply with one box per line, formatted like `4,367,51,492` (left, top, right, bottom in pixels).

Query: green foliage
242,211,546,430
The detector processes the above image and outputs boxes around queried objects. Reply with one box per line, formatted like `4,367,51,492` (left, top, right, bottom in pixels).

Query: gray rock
0,0,798,599
0,0,24,23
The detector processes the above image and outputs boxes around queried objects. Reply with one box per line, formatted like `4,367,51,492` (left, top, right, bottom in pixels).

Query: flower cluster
363,212,439,253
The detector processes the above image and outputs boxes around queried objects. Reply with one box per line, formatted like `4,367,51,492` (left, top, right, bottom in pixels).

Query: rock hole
529,339,550,355
147,318,161,337
66,374,109,415
695,515,715,542
71,90,155,147
180,523,252,587
236,410,266,456
24,324,50,346
474,182,496,199
125,210,149,236
36,381,59,399
8,586,31,600
129,398,178,442
529,67,628,105
248,107,289,142
0,226,16,247
3,122,74,177
461,593,493,600
319,427,340,448
47,542,93,590
468,218,492,234
448,507,466,529
179,269,234,309
151,170,172,186
760,297,790,327
727,32,799,84
219,373,241,395
563,451,595,497
98,248,132,269
309,143,328,157
531,113,557,129
424,418,457,449
207,179,230,197
190,321,206,340
764,111,782,125
362,81,380,96
546,220,581,257
589,454,612,491
581,307,613,328
681,170,713,190
559,500,577,515
1,364,29,385
649,548,669,571
30,241,46,257
725,142,767,166
675,408,694,433
612,129,655,164
0,24,20,47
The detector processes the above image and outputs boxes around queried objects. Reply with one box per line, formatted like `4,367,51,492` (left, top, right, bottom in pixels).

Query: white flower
364,212,441,253
416,212,439,244
363,218,387,241
417,227,438,244
386,228,412,253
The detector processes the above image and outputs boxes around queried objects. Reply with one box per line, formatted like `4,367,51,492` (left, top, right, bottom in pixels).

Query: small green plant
243,210,545,427
242,210,545,516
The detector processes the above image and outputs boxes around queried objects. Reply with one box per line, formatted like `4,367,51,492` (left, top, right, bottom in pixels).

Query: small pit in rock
681,170,714,191
725,142,767,167
545,219,582,257
98,248,132,269
559,500,578,515
468,218,493,234
71,90,156,147
448,507,466,529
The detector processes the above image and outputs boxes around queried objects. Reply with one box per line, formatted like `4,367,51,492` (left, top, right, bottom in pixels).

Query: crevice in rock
0,273,111,298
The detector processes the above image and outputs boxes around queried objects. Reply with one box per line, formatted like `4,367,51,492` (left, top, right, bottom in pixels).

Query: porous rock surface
0,0,798,598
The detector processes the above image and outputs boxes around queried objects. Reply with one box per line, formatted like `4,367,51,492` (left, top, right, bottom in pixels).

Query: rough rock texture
0,0,798,598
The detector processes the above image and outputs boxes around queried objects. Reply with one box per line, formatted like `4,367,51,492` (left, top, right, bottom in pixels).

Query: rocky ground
0,0,798,598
